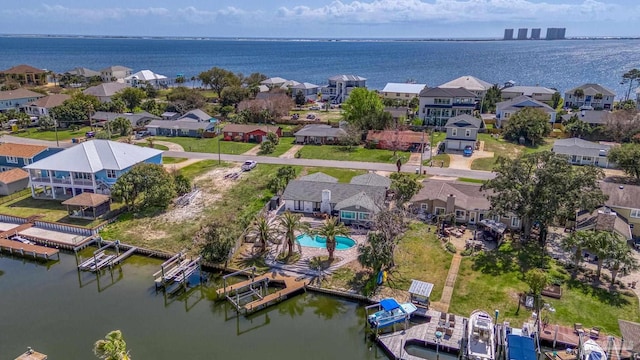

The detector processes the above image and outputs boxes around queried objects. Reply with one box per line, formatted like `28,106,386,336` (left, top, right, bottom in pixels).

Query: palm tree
561,230,591,279
314,217,349,261
586,231,615,280
606,237,639,286
247,214,277,253
278,211,308,257
573,88,585,105
146,137,155,148
15,112,31,130
93,330,130,360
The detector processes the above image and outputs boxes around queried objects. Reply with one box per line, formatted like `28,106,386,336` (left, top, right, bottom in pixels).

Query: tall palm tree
93,330,130,360
606,237,639,286
586,231,615,280
277,211,308,257
314,217,350,261
561,230,591,279
573,88,585,105
247,214,277,253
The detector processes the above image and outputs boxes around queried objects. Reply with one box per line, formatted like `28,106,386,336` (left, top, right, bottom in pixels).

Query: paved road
0,135,74,148
163,150,496,180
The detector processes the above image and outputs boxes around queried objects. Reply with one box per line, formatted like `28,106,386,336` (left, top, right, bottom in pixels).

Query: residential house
384,107,413,121
495,95,556,128
282,172,388,224
410,179,522,229
0,168,29,195
222,124,282,143
599,181,640,238
260,77,288,89
291,82,320,102
64,67,101,80
443,114,482,152
83,82,128,103
0,88,45,112
293,124,347,145
501,85,556,102
575,206,632,241
438,75,493,99
0,64,47,86
418,87,476,126
366,130,427,152
280,80,301,90
124,70,168,88
161,112,181,120
298,172,339,183
178,109,214,122
100,66,133,82
24,140,163,200
552,138,614,168
93,111,160,129
146,120,216,138
560,110,610,126
0,143,63,172
320,75,367,104
350,172,392,188
25,94,71,118
564,83,615,110
381,83,427,101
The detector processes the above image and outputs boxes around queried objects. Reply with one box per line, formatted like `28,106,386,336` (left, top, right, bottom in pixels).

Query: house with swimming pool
281,172,389,224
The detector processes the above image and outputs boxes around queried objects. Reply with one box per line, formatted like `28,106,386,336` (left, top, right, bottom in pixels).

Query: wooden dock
14,348,47,360
538,324,632,359
0,238,59,260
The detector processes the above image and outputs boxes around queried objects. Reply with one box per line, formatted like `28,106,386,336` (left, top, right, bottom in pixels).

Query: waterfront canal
0,252,385,359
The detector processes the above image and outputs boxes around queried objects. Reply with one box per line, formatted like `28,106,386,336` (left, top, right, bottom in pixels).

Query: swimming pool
296,234,356,250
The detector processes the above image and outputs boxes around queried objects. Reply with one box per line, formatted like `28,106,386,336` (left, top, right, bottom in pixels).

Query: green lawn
264,138,296,157
299,145,407,163
162,157,187,164
179,160,229,180
303,167,367,183
479,133,553,156
13,126,93,142
153,136,256,154
137,143,169,151
470,156,497,171
423,153,450,168
457,177,487,184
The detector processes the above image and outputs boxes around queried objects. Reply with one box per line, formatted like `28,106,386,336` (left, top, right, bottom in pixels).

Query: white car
241,160,257,171
309,106,321,110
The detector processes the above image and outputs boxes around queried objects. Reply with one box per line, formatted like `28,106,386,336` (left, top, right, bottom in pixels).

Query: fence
0,213,29,225
0,188,31,206
34,220,94,237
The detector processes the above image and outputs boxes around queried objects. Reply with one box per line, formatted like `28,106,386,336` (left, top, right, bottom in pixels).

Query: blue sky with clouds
1,0,638,38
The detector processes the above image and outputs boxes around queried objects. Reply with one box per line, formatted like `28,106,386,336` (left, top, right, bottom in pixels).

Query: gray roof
444,114,482,129
0,88,44,101
329,74,367,82
65,67,101,77
600,181,640,210
294,124,347,138
438,76,493,91
382,83,427,94
83,82,128,97
260,77,287,85
298,172,338,183
24,140,162,173
282,180,386,206
411,179,491,210
93,111,160,127
146,120,215,131
419,87,476,98
100,65,132,72
291,82,319,90
496,95,555,113
350,173,391,188
408,279,434,298
334,192,381,213
179,109,211,122
561,110,610,125
501,86,555,96
552,137,610,158
566,83,616,97
576,206,632,240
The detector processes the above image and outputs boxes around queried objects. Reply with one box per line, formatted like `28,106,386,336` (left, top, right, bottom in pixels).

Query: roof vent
619,185,624,190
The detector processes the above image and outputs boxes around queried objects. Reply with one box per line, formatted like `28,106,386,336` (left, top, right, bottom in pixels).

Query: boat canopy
380,298,401,312
506,334,536,360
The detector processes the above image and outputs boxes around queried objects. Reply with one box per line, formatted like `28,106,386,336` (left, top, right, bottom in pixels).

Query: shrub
295,150,302,158
461,248,473,256
258,141,275,155
445,242,457,254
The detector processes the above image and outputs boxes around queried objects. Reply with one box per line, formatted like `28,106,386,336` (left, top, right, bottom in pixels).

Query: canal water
0,252,386,359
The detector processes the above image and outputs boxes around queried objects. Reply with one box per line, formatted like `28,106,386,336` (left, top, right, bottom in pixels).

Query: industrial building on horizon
503,27,566,40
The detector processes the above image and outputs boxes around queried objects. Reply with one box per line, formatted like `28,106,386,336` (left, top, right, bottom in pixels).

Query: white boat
581,339,606,360
367,298,417,329
467,310,496,360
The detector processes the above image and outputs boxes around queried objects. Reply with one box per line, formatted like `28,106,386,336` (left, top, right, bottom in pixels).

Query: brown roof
27,93,70,108
0,143,48,158
1,64,46,74
0,168,28,184
575,206,632,240
600,181,640,210
618,319,640,353
411,179,491,210
0,88,45,101
222,124,281,134
366,130,427,144
62,192,111,207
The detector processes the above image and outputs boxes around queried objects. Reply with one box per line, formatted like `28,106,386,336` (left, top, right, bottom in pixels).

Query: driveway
242,144,262,156
133,139,184,152
279,144,303,159
448,150,494,170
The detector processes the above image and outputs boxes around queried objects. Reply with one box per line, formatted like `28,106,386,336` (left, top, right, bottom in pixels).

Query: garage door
447,140,460,150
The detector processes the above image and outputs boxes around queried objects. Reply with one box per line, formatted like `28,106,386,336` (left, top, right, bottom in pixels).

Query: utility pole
52,113,59,147
217,136,221,165
419,129,425,175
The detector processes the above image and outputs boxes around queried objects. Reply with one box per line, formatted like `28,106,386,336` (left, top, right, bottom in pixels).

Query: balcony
73,179,94,186
52,178,72,184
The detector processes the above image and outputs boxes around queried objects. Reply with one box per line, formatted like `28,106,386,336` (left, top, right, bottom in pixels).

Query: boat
581,339,606,360
367,298,417,329
11,235,34,245
505,322,537,360
467,310,496,360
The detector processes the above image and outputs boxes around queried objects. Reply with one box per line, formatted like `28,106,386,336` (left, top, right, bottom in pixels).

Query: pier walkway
0,238,59,260
431,254,462,312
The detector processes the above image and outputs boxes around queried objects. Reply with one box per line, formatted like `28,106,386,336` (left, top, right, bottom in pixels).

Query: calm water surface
0,252,384,359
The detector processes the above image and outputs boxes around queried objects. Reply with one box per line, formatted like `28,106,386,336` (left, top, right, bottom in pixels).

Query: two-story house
0,64,47,86
564,83,615,110
124,70,168,88
0,143,63,172
501,85,556,102
320,75,367,104
418,87,477,126
598,182,640,238
100,65,133,82
24,140,162,200
25,94,70,119
291,82,320,102
443,114,482,152
0,88,45,112
381,83,427,101
438,75,493,100
495,95,556,128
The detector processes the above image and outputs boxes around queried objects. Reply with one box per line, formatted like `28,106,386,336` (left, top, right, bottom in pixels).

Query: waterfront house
100,65,132,82
25,94,71,118
0,168,29,195
64,67,101,81
93,111,160,129
560,110,610,126
222,124,282,143
291,82,320,102
564,84,615,110
598,181,640,238
146,119,215,138
501,85,556,102
320,75,367,104
366,130,427,152
552,138,614,168
124,70,168,88
575,206,632,241
438,75,493,99
495,95,556,128
83,82,129,103
418,87,476,126
294,124,347,145
381,83,427,101
178,109,214,122
0,143,62,172
443,114,482,152
0,64,47,86
0,88,45,112
23,140,162,200
260,77,288,89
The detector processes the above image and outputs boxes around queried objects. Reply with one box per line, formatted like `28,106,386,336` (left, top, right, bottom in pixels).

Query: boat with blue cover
367,298,417,329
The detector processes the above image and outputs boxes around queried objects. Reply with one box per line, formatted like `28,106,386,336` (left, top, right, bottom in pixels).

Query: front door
469,211,477,224
478,213,485,222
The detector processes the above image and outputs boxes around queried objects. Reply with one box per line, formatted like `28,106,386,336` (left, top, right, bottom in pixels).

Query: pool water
296,234,356,250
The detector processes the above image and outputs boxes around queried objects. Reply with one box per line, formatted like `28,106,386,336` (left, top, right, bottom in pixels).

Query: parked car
85,131,95,138
463,145,473,157
135,131,151,140
634,239,640,250
309,106,321,110
306,114,316,119
241,160,257,171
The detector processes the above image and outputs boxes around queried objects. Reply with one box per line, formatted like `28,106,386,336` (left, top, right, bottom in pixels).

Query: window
396,93,401,97
341,211,356,219
582,156,592,162
23,158,30,165
465,129,471,137
451,129,457,137
6,156,18,164
313,202,320,212
435,207,445,215
106,170,117,179
455,210,466,220
359,212,370,220
504,112,511,119
631,209,640,219
420,203,429,211
511,217,521,228
492,215,500,222
294,200,303,211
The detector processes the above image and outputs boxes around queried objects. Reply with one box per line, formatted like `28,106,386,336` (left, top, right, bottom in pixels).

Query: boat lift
365,298,413,335
77,240,137,272
153,251,203,293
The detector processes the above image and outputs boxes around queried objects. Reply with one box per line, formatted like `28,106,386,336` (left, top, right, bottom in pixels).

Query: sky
1,0,639,38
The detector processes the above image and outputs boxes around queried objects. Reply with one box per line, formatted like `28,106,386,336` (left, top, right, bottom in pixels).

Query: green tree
551,91,562,109
258,141,275,155
220,86,250,107
243,72,268,87
98,99,127,113
143,83,158,98
390,173,422,205
342,88,385,130
277,211,308,257
358,232,394,276
198,67,241,98
51,93,97,126
0,112,7,129
247,214,278,253
268,166,297,194
314,217,349,261
294,90,306,106
563,114,593,138
614,99,638,111
482,84,501,113
111,117,132,136
14,112,31,129
93,330,130,360
173,173,192,196
622,68,640,101
140,99,164,116
166,87,206,113
37,115,55,131
561,230,592,279
573,88,585,106
608,143,640,180
113,87,147,111
524,269,549,310
606,236,639,286
502,107,552,146
266,132,279,145
585,231,615,280
482,151,605,244
111,163,176,211
198,222,234,264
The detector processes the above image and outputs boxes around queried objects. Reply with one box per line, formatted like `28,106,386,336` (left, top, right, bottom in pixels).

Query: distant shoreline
1,34,639,42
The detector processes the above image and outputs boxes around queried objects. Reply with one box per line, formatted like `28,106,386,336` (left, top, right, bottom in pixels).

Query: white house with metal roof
552,137,614,168
381,83,427,100
24,140,162,200
125,70,168,88
291,82,320,102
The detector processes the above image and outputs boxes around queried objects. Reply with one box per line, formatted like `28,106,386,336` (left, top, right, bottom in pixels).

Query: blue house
0,88,45,112
24,140,163,200
0,143,63,172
